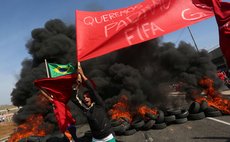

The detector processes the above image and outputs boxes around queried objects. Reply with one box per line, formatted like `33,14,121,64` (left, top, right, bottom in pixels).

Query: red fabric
52,100,76,132
217,72,226,80
76,0,214,61
34,74,77,132
34,74,77,104
193,0,230,66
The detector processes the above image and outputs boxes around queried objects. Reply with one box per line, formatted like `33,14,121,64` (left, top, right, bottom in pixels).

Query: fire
195,77,230,114
8,114,51,142
108,95,132,122
199,76,215,98
137,105,157,118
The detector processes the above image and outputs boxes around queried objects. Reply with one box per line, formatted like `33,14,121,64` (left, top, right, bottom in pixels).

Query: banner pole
187,26,199,52
44,59,50,78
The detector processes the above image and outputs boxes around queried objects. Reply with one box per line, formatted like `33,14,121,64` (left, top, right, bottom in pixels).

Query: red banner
76,0,214,61
194,0,230,67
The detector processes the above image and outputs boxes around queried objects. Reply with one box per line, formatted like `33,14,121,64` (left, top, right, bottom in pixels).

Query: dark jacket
71,80,113,139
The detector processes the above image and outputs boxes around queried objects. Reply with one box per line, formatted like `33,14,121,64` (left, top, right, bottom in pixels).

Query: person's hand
78,66,84,76
77,64,88,81
77,62,81,68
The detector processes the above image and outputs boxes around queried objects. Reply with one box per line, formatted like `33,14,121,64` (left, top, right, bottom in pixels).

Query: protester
71,64,116,142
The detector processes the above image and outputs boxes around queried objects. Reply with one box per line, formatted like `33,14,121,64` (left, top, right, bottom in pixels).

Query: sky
0,0,229,105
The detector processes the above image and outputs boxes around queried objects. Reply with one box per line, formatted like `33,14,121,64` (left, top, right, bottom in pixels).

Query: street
116,115,230,142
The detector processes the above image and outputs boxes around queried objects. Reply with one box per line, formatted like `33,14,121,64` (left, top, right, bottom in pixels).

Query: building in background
209,47,229,77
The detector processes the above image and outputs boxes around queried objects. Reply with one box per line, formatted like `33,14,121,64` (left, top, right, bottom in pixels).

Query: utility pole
187,26,199,52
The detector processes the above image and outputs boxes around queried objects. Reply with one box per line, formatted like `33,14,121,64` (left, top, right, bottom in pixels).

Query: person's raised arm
78,64,105,107
40,89,53,102
71,74,89,110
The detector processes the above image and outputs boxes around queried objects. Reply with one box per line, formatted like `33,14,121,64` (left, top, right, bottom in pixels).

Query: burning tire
152,122,167,129
176,109,189,119
113,124,126,134
124,129,137,136
164,115,176,123
189,102,200,114
110,119,122,127
166,109,181,115
205,110,222,117
131,119,145,130
120,117,130,123
200,100,208,111
175,117,188,124
142,119,155,130
121,120,130,130
204,106,217,113
188,112,205,120
204,107,222,117
156,110,165,123
145,112,157,120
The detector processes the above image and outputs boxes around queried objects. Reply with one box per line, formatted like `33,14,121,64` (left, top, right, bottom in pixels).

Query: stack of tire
110,108,190,136
111,117,134,136
110,113,158,136
110,102,223,136
166,109,189,125
188,101,222,120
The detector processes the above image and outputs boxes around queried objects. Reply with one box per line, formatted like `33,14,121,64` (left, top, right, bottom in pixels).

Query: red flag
34,74,77,132
52,100,76,132
34,74,77,104
194,0,230,66
76,0,214,61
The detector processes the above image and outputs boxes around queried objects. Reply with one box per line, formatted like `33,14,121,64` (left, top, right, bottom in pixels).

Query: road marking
207,117,230,126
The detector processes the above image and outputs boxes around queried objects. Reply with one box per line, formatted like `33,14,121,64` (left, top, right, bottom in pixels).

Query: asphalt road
3,90,230,142
115,90,230,142
116,115,230,142
75,114,230,142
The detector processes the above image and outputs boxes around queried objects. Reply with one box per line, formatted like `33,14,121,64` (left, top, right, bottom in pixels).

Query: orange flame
195,77,230,114
8,114,52,142
137,105,157,117
108,95,132,122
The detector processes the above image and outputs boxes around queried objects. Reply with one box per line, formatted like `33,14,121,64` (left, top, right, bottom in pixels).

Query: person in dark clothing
71,65,116,142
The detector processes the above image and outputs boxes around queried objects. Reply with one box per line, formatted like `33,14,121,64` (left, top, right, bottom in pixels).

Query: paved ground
117,115,230,142
76,89,230,142
75,114,230,142
2,90,230,142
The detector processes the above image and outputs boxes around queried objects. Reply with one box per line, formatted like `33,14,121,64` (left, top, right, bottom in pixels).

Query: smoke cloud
11,19,222,129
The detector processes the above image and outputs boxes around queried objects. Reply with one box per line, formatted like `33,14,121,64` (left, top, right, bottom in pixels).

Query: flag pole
187,26,199,52
44,59,50,78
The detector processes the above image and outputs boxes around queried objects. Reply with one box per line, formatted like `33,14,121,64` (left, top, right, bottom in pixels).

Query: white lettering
109,13,116,20
95,16,103,24
82,5,144,26
124,22,164,45
102,14,109,22
116,20,128,31
142,23,151,38
83,16,94,26
104,22,118,37
160,0,171,10
137,25,144,40
125,28,135,45
151,22,164,35
182,8,207,21
126,12,141,24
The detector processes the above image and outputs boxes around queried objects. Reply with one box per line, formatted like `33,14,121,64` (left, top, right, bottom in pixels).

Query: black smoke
11,19,222,130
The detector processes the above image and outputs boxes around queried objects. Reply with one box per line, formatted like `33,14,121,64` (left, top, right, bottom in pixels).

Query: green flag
48,63,76,78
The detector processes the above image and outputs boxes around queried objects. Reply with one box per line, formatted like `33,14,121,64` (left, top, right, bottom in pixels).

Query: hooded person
71,64,116,142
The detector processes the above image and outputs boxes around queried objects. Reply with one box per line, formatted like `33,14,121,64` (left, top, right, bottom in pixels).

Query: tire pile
110,100,224,136
188,101,222,120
